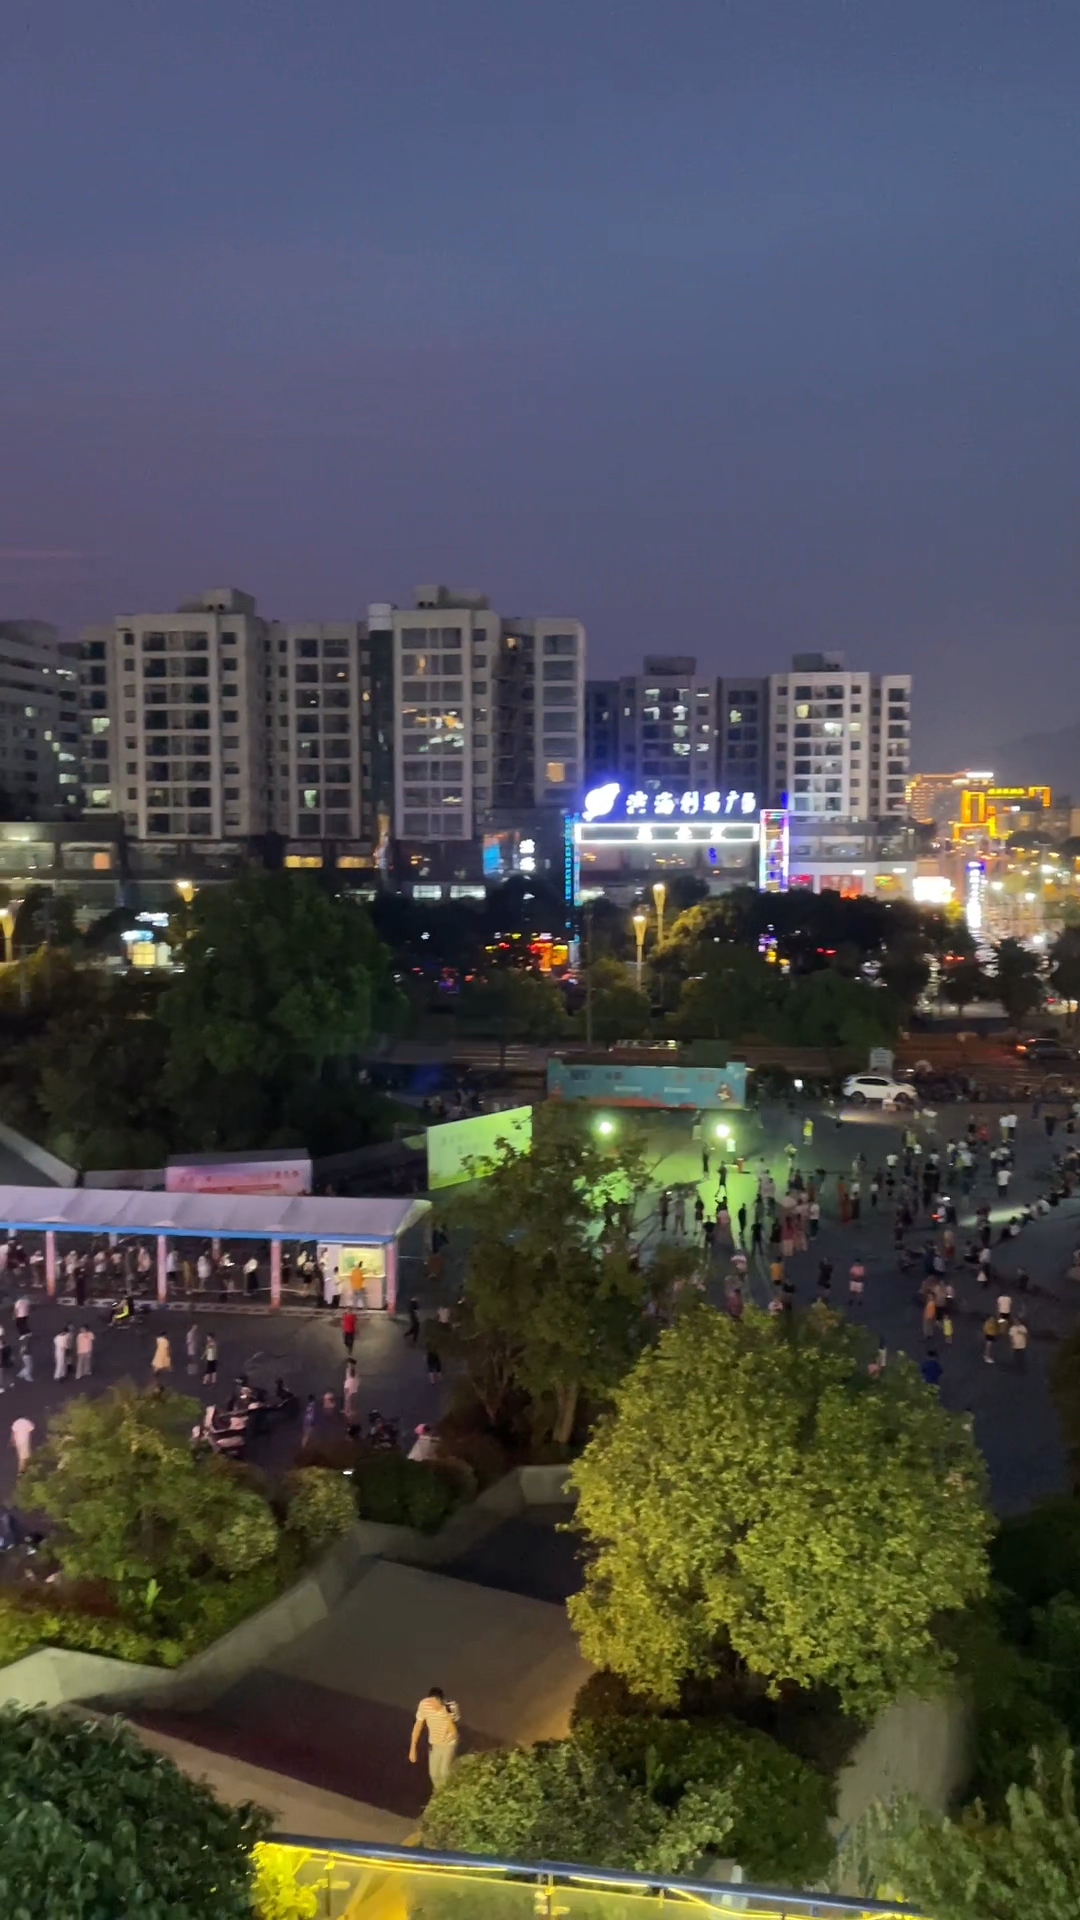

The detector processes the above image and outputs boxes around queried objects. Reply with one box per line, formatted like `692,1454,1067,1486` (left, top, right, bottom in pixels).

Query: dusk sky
3,2,1080,767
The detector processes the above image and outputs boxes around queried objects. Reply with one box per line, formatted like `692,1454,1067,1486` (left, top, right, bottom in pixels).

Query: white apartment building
0,622,80,815
387,586,584,841
268,622,363,842
768,653,911,820
80,588,270,841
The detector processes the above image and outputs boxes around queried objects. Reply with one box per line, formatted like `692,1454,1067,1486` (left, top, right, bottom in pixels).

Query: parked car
1016,1036,1076,1063
841,1073,917,1107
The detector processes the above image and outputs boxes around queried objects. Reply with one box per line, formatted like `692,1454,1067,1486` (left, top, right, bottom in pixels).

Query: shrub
436,1426,511,1488
420,1738,738,1876
251,1842,319,1920
0,1705,270,1916
352,1452,464,1533
576,1714,836,1887
283,1469,357,1554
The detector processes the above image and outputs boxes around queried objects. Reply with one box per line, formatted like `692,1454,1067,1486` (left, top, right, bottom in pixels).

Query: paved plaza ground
0,1094,1076,1513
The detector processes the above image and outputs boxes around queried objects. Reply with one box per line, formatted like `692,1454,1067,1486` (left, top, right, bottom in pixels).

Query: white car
842,1073,916,1108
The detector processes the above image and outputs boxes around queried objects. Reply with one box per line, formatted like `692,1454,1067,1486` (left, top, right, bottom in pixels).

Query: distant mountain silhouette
990,719,1080,800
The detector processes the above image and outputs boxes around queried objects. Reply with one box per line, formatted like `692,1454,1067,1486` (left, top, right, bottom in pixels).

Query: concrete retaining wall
0,1465,577,1714
0,1119,76,1187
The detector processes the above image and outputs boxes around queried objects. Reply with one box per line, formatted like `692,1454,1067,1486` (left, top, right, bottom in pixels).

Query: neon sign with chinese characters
581,783,757,823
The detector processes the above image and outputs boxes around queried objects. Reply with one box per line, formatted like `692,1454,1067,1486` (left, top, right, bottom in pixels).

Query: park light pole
652,881,666,947
632,909,647,992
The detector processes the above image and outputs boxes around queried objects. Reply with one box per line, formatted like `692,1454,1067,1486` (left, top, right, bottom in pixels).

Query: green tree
441,1103,664,1443
568,1305,992,1712
458,966,568,1064
940,957,992,1010
161,873,400,1143
849,1750,1080,1920
0,1705,269,1919
584,955,652,1043
779,969,898,1049
22,1386,279,1625
994,939,1043,1026
420,1737,738,1876
665,945,779,1041
1051,926,1080,1026
878,937,932,1009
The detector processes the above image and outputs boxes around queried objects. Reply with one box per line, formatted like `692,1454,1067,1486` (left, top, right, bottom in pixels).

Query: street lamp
174,879,195,906
632,909,647,991
652,881,666,947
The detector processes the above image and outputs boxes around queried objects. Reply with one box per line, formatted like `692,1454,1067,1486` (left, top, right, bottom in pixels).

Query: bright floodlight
596,1117,615,1136
715,1123,731,1139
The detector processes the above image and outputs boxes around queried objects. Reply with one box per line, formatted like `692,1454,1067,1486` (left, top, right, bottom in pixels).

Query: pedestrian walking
848,1261,865,1307
673,1192,686,1237
996,1290,1013,1324
750,1217,764,1258
409,1687,460,1789
302,1393,317,1439
808,1198,820,1239
13,1297,29,1341
802,1116,814,1146
405,1297,421,1345
922,1294,937,1341
816,1258,833,1300
983,1314,1001,1365
343,1360,360,1429
693,1196,705,1236
202,1333,218,1388
10,1415,33,1472
426,1345,442,1386
658,1190,670,1233
736,1202,747,1245
53,1325,71,1382
1009,1319,1029,1371
16,1333,31,1383
185,1322,200,1375
0,1330,11,1392
941,1310,954,1344
341,1307,358,1356
151,1334,172,1386
74,1324,94,1380
701,1143,711,1178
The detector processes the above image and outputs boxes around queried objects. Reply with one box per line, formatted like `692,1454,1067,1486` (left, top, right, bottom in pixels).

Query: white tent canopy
0,1186,429,1245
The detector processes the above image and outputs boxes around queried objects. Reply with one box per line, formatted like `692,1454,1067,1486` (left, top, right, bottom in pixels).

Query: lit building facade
768,653,911,820
584,657,715,797
269,623,364,843
81,589,271,843
0,621,80,816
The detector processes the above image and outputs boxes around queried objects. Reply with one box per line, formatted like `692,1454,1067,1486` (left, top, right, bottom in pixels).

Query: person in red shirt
341,1308,357,1355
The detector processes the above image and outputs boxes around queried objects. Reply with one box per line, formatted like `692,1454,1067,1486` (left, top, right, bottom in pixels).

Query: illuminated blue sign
581,783,758,823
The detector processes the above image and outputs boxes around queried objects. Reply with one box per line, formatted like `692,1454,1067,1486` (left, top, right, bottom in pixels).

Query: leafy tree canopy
993,939,1043,1026
457,966,568,1061
0,1706,269,1920
569,1305,992,1711
22,1386,279,1626
582,955,652,1043
162,871,400,1087
439,1103,686,1443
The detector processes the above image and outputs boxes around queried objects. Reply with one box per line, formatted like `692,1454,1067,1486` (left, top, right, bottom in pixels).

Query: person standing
672,1191,686,1237
1009,1318,1029,1371
151,1334,172,1387
409,1687,460,1789
185,1322,200,1376
848,1261,865,1308
736,1202,747,1245
341,1307,358,1357
13,1296,29,1342
983,1313,1001,1365
16,1333,32,1383
701,1141,711,1178
658,1190,670,1234
996,1163,1011,1202
405,1298,421,1346
920,1348,943,1388
202,1332,218,1389
10,1415,33,1472
0,1329,11,1393
802,1115,814,1147
74,1324,94,1380
808,1198,821,1239
426,1344,442,1387
302,1393,317,1440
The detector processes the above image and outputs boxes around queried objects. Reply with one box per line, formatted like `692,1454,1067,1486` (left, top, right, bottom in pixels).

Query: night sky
3,2,1080,767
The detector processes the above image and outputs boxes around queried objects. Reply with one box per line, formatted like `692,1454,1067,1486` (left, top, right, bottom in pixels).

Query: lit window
545,760,566,783
729,708,742,725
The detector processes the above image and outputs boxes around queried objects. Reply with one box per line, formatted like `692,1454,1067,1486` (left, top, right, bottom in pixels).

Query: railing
266,1837,925,1920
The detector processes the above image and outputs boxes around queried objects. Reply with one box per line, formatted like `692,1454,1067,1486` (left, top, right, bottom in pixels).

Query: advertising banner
426,1106,533,1189
546,1060,747,1110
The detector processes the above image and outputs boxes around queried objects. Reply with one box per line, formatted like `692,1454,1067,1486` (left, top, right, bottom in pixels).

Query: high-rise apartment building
0,622,80,816
268,622,364,842
584,657,715,795
80,588,270,841
387,586,584,842
715,677,770,802
768,653,911,820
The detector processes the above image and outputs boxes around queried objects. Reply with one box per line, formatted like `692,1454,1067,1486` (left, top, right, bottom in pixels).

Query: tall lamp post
652,881,666,948
632,909,647,993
